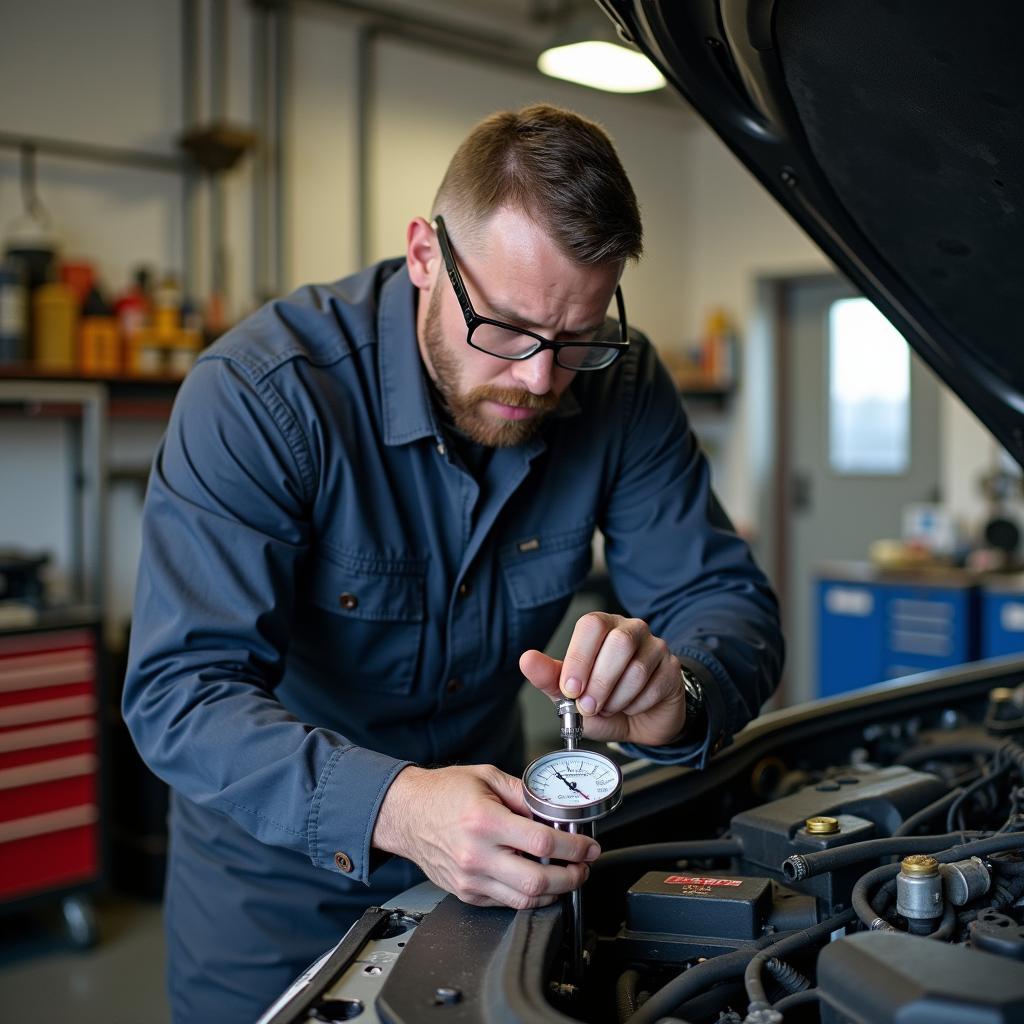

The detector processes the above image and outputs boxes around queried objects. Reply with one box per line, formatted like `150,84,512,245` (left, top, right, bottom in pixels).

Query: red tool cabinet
0,622,102,915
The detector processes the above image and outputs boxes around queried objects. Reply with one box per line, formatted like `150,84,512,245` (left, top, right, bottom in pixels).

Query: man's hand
520,612,686,746
371,764,600,910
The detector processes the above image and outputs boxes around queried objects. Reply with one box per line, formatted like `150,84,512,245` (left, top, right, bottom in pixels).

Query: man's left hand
519,612,686,746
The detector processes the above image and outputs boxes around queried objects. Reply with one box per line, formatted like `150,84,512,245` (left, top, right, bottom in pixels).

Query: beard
422,286,559,448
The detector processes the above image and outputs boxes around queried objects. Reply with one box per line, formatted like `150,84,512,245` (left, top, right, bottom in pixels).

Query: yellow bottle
33,281,78,370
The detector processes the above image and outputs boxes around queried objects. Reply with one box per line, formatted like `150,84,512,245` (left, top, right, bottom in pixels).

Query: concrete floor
0,896,170,1023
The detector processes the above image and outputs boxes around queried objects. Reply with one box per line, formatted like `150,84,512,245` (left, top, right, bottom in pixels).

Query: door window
828,298,910,475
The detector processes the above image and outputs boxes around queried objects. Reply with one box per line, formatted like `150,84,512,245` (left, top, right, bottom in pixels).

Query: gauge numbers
523,749,622,823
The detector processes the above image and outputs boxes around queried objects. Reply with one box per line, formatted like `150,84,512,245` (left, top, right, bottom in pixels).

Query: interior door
783,276,942,704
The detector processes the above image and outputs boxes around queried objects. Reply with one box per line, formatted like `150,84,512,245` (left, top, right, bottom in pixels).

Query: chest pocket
306,550,426,694
500,524,594,670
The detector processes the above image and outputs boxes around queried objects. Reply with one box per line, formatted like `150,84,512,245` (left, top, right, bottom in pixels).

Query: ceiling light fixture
536,10,666,94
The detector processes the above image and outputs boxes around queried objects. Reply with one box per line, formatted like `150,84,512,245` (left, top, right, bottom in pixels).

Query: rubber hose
783,832,984,882
946,760,1011,833
894,789,964,836
925,901,957,941
672,980,746,1024
623,934,784,1024
616,969,641,1022
993,858,1024,875
933,832,1024,864
744,909,858,1011
773,988,821,1013
851,862,901,930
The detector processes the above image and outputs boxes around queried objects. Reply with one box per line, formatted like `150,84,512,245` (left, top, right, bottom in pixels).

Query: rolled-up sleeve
122,356,410,882
605,346,784,767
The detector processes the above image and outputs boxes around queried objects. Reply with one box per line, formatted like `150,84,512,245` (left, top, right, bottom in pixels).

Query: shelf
679,385,734,411
0,368,181,418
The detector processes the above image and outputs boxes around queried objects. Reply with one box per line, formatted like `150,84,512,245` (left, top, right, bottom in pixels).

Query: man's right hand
371,764,600,910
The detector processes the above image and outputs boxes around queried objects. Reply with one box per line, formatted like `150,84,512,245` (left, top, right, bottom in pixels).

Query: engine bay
262,663,1024,1024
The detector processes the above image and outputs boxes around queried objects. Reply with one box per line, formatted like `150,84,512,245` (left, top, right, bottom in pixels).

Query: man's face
415,207,621,448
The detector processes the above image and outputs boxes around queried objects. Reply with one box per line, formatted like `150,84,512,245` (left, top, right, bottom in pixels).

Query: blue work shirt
123,258,782,1018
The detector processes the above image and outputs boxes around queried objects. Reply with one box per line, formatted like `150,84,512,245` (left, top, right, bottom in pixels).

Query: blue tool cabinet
981,576,1024,658
817,564,978,698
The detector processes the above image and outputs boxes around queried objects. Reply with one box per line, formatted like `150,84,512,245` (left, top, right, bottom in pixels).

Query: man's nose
510,348,556,395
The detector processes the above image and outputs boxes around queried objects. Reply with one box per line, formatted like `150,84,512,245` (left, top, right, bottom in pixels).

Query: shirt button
436,442,447,456
334,851,353,873
457,582,471,598
446,678,463,695
339,592,358,611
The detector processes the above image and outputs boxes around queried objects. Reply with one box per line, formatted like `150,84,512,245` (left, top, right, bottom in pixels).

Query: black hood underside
606,0,1024,465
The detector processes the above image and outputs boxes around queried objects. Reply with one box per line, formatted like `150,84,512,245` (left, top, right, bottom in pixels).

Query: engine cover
818,931,1024,1023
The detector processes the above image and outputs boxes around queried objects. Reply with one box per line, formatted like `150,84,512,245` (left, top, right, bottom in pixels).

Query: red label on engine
664,875,743,887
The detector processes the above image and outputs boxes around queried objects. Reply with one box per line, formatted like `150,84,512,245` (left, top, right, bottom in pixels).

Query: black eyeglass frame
432,215,630,371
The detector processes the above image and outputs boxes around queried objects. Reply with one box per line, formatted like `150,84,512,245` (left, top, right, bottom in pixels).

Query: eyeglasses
432,215,629,371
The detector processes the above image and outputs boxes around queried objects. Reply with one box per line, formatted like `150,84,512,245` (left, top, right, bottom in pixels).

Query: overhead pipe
182,0,202,302
209,0,229,306
272,2,292,294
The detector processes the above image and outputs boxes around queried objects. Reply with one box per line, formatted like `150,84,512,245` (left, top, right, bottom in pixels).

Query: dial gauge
523,748,623,823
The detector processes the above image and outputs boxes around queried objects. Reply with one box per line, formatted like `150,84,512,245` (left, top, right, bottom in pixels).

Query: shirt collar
377,261,581,446
378,263,439,447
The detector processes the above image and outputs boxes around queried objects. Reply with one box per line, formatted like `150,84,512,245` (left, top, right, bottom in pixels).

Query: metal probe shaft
554,697,585,981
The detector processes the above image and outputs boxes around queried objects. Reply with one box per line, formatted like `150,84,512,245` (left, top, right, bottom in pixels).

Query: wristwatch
675,666,709,746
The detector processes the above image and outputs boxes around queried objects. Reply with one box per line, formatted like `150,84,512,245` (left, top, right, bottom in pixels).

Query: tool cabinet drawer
0,627,100,902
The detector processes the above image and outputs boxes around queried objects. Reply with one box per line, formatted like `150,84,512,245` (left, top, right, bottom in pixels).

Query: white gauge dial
523,749,623,823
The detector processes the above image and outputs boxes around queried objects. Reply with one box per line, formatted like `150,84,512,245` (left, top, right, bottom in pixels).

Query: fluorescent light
537,40,667,94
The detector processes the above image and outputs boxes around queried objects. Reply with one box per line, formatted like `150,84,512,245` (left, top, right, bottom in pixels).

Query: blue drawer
981,588,1024,658
817,582,885,698
818,576,977,698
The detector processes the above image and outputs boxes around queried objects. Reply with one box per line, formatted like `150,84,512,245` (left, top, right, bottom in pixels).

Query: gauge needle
553,768,590,800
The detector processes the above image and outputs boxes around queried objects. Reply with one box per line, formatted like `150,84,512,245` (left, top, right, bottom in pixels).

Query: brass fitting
804,816,840,835
901,854,939,877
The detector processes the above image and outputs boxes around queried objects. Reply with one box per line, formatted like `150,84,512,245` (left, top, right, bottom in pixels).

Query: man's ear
406,216,437,291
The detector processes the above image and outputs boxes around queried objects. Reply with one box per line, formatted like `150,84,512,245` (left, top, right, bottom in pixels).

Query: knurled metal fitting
555,697,583,749
901,854,939,876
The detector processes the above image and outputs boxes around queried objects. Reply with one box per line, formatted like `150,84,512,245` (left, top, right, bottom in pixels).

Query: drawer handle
0,653,95,693
0,753,98,791
0,695,96,728
0,719,96,753
0,804,98,844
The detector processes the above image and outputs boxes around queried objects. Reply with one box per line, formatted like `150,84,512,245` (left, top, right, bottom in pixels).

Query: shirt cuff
618,657,728,769
307,744,413,884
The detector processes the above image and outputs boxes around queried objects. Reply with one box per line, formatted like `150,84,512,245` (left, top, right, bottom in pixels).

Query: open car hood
602,0,1024,466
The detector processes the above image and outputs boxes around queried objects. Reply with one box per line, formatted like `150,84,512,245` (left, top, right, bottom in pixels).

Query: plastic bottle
0,261,27,364
154,273,182,338
115,267,154,376
33,279,78,370
79,287,120,376
59,261,95,307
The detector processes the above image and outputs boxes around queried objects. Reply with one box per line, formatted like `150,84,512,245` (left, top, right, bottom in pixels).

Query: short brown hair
432,103,642,266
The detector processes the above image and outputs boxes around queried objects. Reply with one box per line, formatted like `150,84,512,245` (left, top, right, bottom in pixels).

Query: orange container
80,315,120,375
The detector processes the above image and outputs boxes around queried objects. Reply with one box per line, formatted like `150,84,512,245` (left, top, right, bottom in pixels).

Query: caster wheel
62,895,98,949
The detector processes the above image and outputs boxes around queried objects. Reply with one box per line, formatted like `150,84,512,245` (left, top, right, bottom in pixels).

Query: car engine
261,665,1024,1024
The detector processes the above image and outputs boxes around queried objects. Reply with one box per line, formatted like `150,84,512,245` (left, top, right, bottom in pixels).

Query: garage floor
0,897,170,1023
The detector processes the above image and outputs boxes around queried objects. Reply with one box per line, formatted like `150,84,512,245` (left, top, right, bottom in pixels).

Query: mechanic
123,103,783,1022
